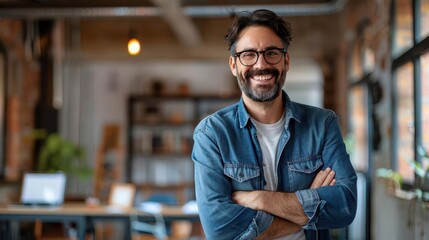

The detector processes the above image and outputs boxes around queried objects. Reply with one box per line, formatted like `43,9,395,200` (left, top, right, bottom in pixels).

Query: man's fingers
311,168,330,188
322,169,336,186
311,168,336,188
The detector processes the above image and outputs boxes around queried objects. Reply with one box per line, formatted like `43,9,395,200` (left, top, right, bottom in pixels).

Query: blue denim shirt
192,91,357,240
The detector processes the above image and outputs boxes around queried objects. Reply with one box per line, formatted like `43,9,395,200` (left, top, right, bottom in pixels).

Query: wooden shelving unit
126,94,239,203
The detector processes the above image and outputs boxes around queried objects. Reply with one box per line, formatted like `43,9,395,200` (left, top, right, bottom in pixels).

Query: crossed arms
233,168,337,239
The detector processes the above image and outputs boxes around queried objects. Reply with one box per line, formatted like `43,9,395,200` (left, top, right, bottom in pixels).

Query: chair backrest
130,211,168,240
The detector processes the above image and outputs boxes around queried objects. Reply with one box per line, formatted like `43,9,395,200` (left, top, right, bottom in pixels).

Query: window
391,0,429,185
395,63,415,182
420,0,429,40
393,0,413,56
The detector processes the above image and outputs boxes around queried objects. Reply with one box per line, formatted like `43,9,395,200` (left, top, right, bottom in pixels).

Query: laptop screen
20,172,67,206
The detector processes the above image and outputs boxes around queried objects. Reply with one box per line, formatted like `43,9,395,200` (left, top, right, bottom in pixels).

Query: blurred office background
0,0,428,239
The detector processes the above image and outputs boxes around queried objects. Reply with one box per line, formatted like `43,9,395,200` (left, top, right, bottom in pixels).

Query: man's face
229,26,290,102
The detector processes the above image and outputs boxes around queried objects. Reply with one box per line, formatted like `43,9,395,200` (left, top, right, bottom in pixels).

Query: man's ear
229,56,237,77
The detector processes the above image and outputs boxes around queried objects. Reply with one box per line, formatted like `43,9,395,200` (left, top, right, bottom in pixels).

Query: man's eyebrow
236,47,257,52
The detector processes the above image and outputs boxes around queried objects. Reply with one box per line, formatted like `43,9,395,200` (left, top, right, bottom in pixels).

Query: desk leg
0,220,11,240
3,220,19,240
77,217,86,240
125,218,131,240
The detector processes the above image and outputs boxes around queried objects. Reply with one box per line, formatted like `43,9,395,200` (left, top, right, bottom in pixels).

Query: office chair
130,210,168,240
144,194,193,239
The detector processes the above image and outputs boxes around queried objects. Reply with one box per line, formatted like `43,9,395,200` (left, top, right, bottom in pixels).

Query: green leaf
376,168,403,189
417,145,429,159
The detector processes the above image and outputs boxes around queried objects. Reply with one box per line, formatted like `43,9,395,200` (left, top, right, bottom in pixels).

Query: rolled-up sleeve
295,188,322,230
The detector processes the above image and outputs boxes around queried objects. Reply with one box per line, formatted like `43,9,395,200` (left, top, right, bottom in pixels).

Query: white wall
285,58,323,107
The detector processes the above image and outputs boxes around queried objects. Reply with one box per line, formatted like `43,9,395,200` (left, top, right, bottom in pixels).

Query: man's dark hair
224,9,293,55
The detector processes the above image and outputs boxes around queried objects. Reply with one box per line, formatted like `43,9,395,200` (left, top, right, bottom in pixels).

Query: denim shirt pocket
224,164,261,190
288,156,323,190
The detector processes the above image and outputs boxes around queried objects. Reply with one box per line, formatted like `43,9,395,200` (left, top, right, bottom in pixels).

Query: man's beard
236,68,285,102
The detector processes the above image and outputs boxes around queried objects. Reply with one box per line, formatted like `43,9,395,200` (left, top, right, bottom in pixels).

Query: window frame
391,0,429,187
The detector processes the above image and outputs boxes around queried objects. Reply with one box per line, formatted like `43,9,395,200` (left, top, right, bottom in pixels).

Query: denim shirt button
239,172,244,178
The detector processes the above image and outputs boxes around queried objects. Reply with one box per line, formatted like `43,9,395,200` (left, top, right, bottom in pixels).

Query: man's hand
311,167,336,188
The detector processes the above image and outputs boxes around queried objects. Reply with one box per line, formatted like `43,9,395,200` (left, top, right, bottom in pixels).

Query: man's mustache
244,68,279,79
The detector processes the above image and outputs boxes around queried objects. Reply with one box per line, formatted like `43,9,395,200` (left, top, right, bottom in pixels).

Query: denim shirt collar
237,90,301,129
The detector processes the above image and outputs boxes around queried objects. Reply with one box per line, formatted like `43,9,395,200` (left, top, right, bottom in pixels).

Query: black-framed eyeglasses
235,48,286,66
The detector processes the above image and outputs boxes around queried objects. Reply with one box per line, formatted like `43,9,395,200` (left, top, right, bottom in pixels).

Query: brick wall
0,20,41,181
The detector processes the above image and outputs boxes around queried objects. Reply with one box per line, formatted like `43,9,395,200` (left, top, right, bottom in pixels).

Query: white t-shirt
252,115,305,240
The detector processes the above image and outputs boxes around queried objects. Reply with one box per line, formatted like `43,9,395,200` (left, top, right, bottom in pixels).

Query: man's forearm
232,168,336,225
262,191,308,225
233,191,308,225
256,216,301,240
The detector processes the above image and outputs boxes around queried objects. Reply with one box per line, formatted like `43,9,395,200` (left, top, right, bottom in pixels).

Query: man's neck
243,93,284,124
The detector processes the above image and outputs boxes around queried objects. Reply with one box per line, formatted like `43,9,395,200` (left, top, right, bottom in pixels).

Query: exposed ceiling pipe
0,0,347,19
0,7,160,19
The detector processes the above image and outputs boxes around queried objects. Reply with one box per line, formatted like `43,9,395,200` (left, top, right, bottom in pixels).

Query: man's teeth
252,75,272,81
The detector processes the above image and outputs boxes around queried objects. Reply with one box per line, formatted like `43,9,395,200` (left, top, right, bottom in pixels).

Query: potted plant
35,130,92,180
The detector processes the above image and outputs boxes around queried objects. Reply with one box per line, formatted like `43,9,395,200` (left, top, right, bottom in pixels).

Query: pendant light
127,30,141,56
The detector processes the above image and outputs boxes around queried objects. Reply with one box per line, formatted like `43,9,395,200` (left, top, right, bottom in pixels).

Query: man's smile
250,74,274,82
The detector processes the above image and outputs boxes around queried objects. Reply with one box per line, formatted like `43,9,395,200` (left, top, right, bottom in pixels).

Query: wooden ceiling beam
149,0,201,47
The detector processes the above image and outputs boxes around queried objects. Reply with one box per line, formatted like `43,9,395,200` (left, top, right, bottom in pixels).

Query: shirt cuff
296,189,324,230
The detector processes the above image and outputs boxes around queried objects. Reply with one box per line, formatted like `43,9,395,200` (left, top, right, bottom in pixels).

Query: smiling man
192,9,357,240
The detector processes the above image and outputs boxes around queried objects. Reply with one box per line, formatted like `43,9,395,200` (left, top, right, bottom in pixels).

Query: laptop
14,172,67,207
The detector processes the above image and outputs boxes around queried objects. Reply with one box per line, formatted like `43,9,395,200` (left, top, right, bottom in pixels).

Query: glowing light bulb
128,38,141,56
